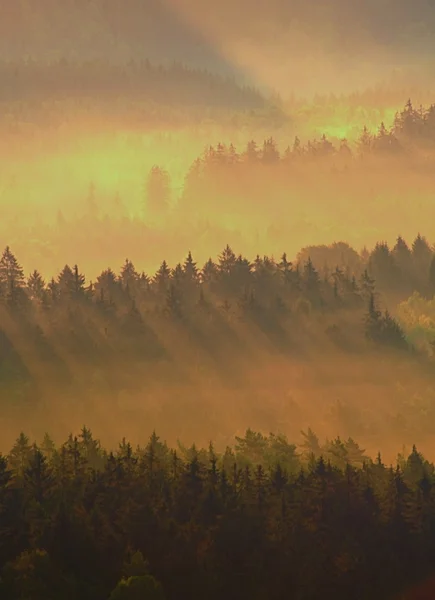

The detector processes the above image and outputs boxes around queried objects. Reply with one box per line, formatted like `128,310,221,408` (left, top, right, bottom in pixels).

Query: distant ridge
0,59,274,113
0,0,246,80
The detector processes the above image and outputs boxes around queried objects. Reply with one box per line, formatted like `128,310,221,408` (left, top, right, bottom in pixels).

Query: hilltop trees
1,231,434,405
175,100,435,214
0,236,424,354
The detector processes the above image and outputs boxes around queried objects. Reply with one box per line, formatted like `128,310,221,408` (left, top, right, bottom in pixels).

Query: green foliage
109,575,165,600
365,293,409,350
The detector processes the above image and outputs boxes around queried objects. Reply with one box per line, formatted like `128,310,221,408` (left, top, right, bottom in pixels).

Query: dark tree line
1,234,431,380
1,428,435,599
178,100,435,170
0,238,413,358
0,59,269,111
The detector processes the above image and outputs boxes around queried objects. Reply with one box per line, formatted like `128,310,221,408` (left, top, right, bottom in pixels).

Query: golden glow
0,100,433,282
3,1,435,462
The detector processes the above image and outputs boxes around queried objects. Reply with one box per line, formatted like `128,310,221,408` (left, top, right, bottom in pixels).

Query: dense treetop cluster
1,231,435,402
2,232,435,337
1,427,435,599
179,100,435,169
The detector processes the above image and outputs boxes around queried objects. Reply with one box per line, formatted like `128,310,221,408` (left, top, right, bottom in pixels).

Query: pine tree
8,433,31,475
57,265,75,298
244,140,259,163
26,270,46,304
393,236,413,286
381,310,408,350
23,447,55,503
72,265,86,297
412,233,433,288
218,245,237,276
261,137,280,164
47,278,59,304
153,261,171,294
360,269,375,298
303,257,321,305
292,136,302,156
40,433,56,462
0,246,26,306
227,142,238,165
95,268,119,303
79,426,103,470
120,260,138,290
369,242,400,290
201,258,218,285
171,263,184,287
364,293,382,343
165,283,183,319
183,251,198,283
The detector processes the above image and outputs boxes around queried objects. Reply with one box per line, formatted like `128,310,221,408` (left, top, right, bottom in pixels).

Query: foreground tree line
0,427,435,599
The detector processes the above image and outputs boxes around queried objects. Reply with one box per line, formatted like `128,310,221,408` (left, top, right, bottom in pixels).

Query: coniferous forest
2,226,435,597
5,39,435,600
1,427,435,600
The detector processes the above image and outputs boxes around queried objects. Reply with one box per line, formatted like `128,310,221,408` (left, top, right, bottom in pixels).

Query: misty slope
0,0,241,76
0,60,271,113
2,0,435,92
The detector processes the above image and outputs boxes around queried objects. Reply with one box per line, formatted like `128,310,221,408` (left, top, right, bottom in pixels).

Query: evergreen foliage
0,429,434,599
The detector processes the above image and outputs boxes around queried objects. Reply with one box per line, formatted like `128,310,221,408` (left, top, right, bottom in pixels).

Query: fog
3,0,435,96
2,114,435,281
3,296,435,467
2,1,435,468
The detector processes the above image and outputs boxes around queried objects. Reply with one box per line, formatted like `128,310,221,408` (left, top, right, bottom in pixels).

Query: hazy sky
2,0,435,96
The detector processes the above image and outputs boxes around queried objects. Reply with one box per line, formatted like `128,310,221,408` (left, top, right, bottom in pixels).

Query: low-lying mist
2,79,435,467
3,328,435,467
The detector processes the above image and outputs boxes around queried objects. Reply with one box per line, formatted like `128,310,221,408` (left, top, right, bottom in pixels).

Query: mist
5,5,435,598
2,0,435,464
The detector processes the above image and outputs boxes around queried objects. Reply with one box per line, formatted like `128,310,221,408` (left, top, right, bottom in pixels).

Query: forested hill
0,60,270,112
0,0,239,75
3,0,435,97
4,0,435,66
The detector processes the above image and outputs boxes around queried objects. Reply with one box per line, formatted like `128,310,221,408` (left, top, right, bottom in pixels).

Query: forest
1,226,435,441
3,187,435,600
6,0,435,597
2,426,435,599
5,1,435,596
0,59,268,110
0,230,430,394
4,73,435,597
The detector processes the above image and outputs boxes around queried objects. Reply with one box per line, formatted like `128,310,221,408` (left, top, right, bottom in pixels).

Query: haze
2,0,435,468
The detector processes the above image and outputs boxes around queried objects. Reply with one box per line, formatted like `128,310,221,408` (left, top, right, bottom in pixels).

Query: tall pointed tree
0,246,25,306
